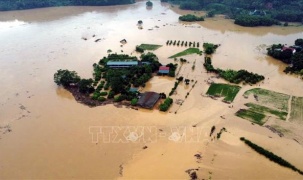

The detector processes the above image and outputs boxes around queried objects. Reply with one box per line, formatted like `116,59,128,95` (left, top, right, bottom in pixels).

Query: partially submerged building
137,91,160,109
158,66,170,74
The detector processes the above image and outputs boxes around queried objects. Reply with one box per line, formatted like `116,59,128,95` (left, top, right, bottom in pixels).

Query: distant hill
0,0,135,11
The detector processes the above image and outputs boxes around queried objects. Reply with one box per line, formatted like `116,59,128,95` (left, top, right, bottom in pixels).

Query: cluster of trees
159,98,173,111
240,137,303,175
54,53,161,104
217,69,265,84
234,15,279,27
267,39,303,73
179,14,204,22
166,40,200,48
203,57,264,84
203,43,218,55
0,0,135,11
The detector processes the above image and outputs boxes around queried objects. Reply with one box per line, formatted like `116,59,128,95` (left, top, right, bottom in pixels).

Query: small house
158,66,170,74
137,92,160,109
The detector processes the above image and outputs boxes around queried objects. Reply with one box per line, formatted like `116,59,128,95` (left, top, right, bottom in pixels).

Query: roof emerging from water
137,92,160,109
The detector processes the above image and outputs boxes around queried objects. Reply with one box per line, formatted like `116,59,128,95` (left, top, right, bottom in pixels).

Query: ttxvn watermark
89,126,208,143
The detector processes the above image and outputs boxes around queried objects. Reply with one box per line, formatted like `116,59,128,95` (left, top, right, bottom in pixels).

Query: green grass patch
243,88,290,112
245,103,287,120
290,96,303,123
206,83,241,102
169,48,202,58
236,109,266,125
137,44,162,51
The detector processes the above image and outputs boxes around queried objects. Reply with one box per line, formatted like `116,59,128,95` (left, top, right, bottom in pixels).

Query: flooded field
1,1,303,179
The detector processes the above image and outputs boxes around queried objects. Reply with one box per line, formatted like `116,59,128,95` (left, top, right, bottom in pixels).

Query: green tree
146,0,153,7
54,69,80,87
78,78,94,94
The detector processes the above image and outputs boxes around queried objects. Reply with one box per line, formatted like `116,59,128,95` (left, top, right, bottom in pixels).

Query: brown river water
0,1,303,179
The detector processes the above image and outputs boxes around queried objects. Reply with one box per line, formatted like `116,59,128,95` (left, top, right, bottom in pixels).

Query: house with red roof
158,66,170,74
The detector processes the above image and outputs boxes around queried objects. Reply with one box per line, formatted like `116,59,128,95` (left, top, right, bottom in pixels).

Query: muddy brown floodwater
1,1,303,179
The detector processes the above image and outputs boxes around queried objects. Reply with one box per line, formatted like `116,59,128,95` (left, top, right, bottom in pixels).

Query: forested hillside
162,0,303,24
0,0,135,11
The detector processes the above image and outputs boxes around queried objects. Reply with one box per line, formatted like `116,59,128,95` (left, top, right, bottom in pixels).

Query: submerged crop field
290,97,303,124
169,48,202,58
206,83,241,102
243,88,290,112
137,44,162,51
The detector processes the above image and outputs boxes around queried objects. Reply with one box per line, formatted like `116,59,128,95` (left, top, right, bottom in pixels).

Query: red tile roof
159,66,170,70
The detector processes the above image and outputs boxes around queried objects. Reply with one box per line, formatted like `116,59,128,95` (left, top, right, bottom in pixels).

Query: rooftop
137,92,160,109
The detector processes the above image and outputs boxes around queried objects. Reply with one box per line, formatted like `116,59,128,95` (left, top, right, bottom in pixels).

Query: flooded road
0,1,303,179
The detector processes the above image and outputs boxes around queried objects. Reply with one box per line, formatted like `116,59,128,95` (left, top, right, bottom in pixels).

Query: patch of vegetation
203,57,265,84
179,14,204,22
240,137,303,175
290,96,303,123
159,97,173,112
169,48,202,58
245,103,287,120
54,69,80,87
203,43,218,55
243,88,290,112
137,44,162,51
206,83,241,102
169,77,182,96
267,39,303,74
234,15,280,27
217,127,227,139
236,109,266,125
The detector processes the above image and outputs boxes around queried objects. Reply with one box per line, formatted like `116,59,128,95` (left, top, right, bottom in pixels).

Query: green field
169,48,202,58
290,96,303,123
243,88,290,112
245,103,287,120
236,109,267,125
206,83,241,102
137,44,162,50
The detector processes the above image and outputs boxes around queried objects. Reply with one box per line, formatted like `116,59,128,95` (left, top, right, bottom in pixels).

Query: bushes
240,137,303,175
203,43,218,55
234,15,280,27
179,14,204,22
131,98,138,106
204,57,264,84
159,98,173,112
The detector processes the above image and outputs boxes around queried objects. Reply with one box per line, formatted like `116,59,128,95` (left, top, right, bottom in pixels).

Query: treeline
240,137,303,175
0,0,134,11
267,39,303,74
164,0,303,24
204,57,264,84
234,15,280,27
